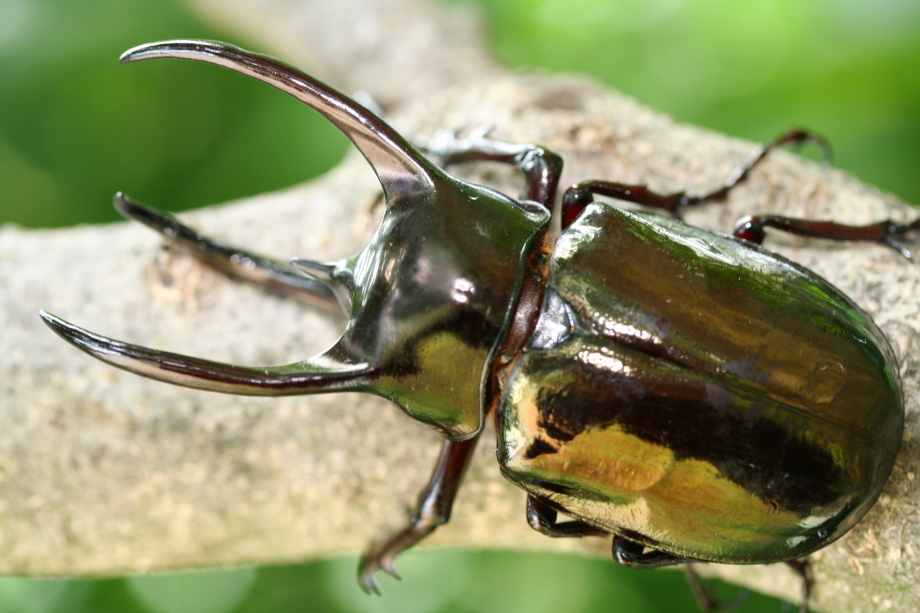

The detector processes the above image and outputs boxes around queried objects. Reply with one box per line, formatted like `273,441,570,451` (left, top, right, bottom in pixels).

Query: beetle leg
419,127,563,210
614,538,750,612
684,565,750,612
612,534,695,568
681,128,830,210
358,436,480,594
561,128,828,226
733,213,920,260
785,558,813,613
525,495,607,537
114,193,343,312
562,180,684,228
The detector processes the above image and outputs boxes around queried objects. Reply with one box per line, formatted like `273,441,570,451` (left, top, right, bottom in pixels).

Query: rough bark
1,1,917,611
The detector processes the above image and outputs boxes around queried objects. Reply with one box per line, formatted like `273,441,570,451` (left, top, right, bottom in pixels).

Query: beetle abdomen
497,204,902,563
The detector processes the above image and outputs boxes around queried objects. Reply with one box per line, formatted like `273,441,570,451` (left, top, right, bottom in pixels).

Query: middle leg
561,128,828,228
526,495,608,538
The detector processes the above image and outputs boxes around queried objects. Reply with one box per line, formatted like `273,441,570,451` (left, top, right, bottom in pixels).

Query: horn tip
39,309,67,332
112,192,152,223
112,191,131,214
120,41,164,64
40,310,91,349
40,311,131,365
120,40,228,64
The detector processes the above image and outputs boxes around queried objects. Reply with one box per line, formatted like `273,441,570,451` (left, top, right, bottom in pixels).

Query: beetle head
42,41,548,440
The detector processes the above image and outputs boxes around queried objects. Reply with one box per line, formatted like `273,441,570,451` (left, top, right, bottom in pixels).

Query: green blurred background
2,0,918,611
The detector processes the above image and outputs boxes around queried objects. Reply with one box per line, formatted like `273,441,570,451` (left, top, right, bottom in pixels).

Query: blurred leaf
127,568,256,613
0,578,92,613
0,0,346,228
447,0,920,204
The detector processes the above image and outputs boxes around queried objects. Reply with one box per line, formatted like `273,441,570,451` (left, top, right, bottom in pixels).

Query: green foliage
0,0,345,227
451,0,920,204
0,552,789,613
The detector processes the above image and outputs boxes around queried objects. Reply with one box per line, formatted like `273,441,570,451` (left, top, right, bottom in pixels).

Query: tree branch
1,1,917,611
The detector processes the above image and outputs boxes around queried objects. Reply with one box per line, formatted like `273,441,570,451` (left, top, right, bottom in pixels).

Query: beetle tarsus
358,568,385,596
713,128,831,199
358,544,403,595
358,530,410,593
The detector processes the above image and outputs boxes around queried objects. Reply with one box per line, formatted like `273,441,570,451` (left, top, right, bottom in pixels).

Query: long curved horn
120,40,438,204
40,311,372,395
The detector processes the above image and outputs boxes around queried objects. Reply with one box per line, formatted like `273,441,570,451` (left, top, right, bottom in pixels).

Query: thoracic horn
120,40,440,207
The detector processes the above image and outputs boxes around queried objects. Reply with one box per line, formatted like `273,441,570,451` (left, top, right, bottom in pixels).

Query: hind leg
733,214,920,259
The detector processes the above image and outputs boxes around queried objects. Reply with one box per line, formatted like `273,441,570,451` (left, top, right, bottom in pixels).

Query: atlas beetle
41,41,912,611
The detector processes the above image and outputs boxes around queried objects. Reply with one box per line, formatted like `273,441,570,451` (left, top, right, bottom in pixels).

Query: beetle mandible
41,40,911,611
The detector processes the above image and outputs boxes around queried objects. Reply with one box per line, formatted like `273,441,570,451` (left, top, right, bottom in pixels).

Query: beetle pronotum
42,41,913,611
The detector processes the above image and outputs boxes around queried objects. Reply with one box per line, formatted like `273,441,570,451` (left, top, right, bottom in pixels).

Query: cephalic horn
120,40,439,205
40,311,374,396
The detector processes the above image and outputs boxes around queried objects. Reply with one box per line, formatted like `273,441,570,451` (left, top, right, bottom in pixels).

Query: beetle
41,40,912,611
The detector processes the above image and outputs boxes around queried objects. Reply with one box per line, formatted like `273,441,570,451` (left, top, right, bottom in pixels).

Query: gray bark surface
1,1,917,610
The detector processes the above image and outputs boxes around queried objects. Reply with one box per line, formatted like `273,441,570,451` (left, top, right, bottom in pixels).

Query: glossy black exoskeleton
42,41,913,612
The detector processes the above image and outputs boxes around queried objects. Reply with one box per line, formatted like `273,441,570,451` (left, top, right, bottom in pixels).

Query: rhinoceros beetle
42,41,912,611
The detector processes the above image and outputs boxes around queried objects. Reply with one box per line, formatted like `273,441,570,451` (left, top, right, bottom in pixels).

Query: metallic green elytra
42,40,909,608
497,204,902,563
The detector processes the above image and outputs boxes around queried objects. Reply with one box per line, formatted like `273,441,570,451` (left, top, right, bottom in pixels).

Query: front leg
358,436,479,594
420,127,563,210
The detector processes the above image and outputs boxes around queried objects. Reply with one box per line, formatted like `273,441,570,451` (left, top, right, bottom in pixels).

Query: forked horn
40,312,373,396
291,258,355,311
120,40,439,205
